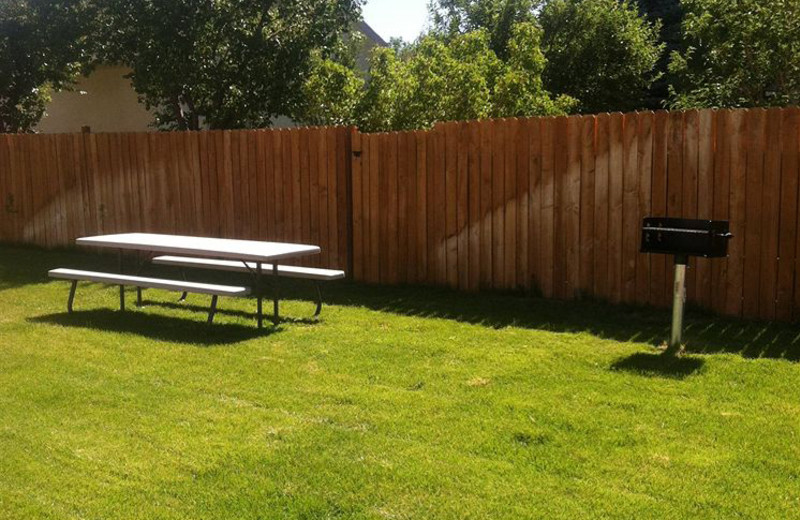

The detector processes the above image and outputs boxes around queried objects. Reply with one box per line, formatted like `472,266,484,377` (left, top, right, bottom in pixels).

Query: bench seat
48,268,250,323
152,256,345,281
49,269,251,296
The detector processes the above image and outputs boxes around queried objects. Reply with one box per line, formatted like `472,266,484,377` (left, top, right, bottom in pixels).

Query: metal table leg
272,263,280,326
257,262,263,329
118,250,125,312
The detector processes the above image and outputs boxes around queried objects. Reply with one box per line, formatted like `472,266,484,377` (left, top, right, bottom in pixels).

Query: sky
362,0,430,43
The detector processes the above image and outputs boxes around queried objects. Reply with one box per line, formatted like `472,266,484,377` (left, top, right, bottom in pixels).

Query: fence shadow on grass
327,282,800,363
29,309,271,346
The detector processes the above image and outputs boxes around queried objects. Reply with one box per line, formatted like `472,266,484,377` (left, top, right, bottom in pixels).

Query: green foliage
430,0,538,59
668,0,800,109
293,52,364,127
540,0,664,113
0,0,93,133
355,24,570,132
493,22,577,117
97,0,362,130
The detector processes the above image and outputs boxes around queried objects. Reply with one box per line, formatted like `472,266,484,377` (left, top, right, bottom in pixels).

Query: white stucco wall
36,65,155,134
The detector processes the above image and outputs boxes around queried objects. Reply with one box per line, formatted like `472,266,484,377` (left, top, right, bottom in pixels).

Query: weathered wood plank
777,108,799,320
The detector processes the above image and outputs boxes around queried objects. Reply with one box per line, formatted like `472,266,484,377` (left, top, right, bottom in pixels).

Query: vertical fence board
579,116,596,296
516,118,530,290
415,131,428,284
406,131,418,284
711,111,730,314
727,110,747,317
398,130,410,284
743,110,766,317
635,113,654,305
504,119,518,289
564,116,581,298
695,110,714,309
528,118,542,293
369,134,381,282
540,117,555,298
682,111,700,302
593,114,610,301
759,108,783,320
444,122,459,289
492,119,506,289
457,121,470,290
777,108,799,320
622,112,640,302
480,120,493,289
352,130,363,280
553,117,568,299
608,113,624,303
468,121,481,291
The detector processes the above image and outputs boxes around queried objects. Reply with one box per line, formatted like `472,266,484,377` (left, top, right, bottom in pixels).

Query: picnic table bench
48,233,343,328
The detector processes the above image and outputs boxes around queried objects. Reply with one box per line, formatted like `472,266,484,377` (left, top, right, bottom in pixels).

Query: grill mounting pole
668,254,689,354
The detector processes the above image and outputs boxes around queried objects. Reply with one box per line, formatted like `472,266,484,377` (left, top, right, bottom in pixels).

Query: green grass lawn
1,245,799,519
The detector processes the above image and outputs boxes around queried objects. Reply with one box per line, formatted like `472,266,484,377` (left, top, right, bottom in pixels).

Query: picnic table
49,233,344,328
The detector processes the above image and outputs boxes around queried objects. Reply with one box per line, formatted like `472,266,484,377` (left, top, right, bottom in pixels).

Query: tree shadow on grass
610,352,706,379
29,309,272,346
326,283,800,363
142,299,321,326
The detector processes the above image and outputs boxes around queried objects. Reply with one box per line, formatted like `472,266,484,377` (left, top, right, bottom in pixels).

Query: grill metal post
668,254,689,354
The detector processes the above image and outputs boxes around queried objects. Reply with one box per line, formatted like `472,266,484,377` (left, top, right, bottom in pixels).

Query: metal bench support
313,282,323,318
67,280,78,313
273,263,280,326
208,295,218,324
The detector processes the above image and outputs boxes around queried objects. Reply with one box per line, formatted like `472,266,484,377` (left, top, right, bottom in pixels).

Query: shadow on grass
326,283,800,362
142,299,321,326
29,309,271,346
610,352,706,379
6,244,800,361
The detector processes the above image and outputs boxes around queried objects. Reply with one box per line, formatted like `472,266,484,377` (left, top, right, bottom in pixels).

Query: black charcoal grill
640,217,733,352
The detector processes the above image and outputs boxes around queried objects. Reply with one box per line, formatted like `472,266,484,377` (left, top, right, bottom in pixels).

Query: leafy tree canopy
353,23,575,132
540,0,663,113
0,0,93,132
668,0,800,109
97,0,363,130
429,0,538,59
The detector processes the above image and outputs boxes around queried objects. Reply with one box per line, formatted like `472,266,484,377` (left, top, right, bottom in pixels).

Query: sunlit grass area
1,245,799,519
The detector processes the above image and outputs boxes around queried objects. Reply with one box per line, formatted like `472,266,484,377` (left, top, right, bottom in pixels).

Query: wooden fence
352,108,800,322
2,108,800,322
0,127,352,270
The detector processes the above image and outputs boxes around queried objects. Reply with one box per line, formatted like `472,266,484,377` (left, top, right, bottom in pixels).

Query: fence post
345,126,359,279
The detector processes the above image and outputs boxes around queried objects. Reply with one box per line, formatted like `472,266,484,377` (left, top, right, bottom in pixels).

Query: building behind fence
2,108,800,322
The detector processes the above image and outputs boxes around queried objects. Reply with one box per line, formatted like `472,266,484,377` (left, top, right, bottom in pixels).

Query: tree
668,0,800,109
292,51,364,126
429,0,538,59
633,0,683,108
355,24,573,132
493,22,576,117
0,0,93,133
98,0,363,130
539,0,663,114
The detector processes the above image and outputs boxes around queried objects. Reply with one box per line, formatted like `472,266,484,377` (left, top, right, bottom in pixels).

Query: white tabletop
76,233,320,263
